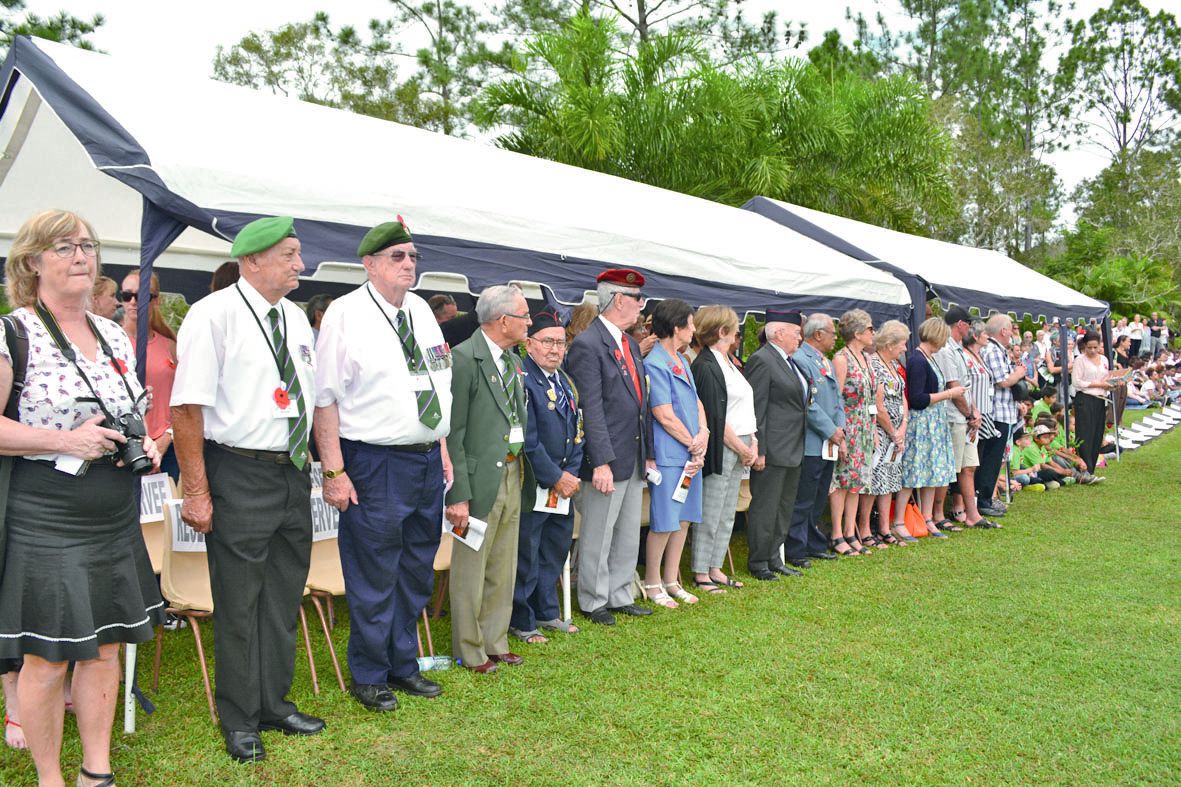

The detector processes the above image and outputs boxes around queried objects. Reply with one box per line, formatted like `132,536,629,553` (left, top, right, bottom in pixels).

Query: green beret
358,216,413,257
231,216,297,258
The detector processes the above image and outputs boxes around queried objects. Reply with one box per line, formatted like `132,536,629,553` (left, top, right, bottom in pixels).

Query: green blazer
445,331,532,519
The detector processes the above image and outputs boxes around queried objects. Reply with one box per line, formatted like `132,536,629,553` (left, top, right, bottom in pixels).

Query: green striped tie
395,310,443,429
267,308,308,470
499,351,523,454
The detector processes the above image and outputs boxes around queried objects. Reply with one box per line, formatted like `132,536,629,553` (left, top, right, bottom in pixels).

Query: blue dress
646,343,704,532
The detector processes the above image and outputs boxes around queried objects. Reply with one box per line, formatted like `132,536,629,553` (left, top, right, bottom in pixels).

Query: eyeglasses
118,290,158,303
533,337,567,349
502,312,531,321
617,291,647,306
48,241,100,258
371,250,420,263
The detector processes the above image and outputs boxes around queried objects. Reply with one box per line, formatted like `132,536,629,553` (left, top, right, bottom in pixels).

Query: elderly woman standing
898,318,965,539
0,210,163,787
828,309,876,556
690,305,754,593
864,320,910,546
644,299,708,608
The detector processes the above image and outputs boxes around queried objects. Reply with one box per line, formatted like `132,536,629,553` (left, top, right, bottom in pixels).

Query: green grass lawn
3,416,1179,785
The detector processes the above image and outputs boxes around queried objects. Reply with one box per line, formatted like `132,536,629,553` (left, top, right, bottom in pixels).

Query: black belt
387,442,438,453
210,441,292,465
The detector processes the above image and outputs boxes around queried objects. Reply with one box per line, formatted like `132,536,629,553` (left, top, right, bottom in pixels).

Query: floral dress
831,346,875,492
867,353,905,496
901,351,957,489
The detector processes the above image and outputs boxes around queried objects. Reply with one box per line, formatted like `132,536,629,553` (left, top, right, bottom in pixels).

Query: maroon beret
596,268,645,287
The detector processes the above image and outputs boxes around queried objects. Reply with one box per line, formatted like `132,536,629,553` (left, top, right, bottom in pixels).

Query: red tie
620,338,642,401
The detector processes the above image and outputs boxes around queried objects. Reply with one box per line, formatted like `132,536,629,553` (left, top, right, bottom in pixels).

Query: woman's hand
65,414,126,460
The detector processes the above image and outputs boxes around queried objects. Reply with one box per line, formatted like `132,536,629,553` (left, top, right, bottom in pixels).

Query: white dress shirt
171,277,315,451
598,314,624,351
313,283,452,445
711,347,756,435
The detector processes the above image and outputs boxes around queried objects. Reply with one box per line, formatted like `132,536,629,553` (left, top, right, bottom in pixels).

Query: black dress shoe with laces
808,551,839,560
389,672,443,698
350,682,399,712
607,603,653,617
584,607,616,625
224,730,266,763
787,558,812,569
750,568,779,581
769,564,803,577
259,711,325,736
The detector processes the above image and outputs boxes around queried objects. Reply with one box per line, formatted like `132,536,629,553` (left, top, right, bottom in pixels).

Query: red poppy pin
613,348,623,363
111,358,128,375
671,364,684,376
273,387,290,409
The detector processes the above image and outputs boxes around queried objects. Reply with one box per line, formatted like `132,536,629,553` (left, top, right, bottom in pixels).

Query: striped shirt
980,338,1018,425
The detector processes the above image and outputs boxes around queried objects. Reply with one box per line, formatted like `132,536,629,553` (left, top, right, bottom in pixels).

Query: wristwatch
323,467,346,479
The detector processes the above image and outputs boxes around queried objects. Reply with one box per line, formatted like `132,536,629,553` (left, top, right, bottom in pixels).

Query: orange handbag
903,501,929,538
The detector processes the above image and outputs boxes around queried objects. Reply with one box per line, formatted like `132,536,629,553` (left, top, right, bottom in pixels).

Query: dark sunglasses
118,290,158,303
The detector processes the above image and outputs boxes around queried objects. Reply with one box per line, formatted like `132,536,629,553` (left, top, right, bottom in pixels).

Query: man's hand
554,471,580,498
445,500,470,530
182,491,213,535
324,473,359,512
592,464,615,495
831,428,846,446
752,455,766,472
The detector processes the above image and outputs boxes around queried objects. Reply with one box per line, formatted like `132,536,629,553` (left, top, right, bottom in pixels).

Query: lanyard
235,284,287,379
34,301,140,422
365,284,421,369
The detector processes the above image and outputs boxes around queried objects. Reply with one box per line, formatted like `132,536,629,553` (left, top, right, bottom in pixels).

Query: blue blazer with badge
564,318,653,482
521,354,583,489
646,342,701,467
793,341,846,457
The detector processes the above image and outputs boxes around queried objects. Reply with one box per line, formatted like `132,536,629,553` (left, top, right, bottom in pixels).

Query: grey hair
984,313,1010,336
837,309,872,342
476,284,523,324
964,320,988,348
803,313,833,339
596,282,635,314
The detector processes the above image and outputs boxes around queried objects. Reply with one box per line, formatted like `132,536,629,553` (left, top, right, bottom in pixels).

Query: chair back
306,538,345,595
139,474,176,575
160,495,214,613
433,532,453,572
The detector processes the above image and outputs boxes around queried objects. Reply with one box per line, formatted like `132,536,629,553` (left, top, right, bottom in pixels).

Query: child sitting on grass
1011,424,1075,490
1044,408,1105,483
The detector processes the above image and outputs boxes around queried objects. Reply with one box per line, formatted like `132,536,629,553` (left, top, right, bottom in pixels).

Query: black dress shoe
807,551,839,560
584,607,616,625
389,672,442,698
607,603,653,617
224,730,266,763
787,558,812,569
259,711,325,736
350,682,399,712
750,568,779,581
770,564,803,577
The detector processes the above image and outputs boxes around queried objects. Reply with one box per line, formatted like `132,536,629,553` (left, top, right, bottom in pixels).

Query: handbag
903,501,928,538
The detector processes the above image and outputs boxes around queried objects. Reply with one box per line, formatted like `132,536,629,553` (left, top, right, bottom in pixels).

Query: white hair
476,284,523,324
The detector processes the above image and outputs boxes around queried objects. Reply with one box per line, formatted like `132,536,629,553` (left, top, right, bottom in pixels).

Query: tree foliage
0,0,103,59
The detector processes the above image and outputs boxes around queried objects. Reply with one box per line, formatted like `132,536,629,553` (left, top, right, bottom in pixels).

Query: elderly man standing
745,310,810,581
313,218,453,712
932,306,979,528
977,314,1026,517
171,216,323,764
446,285,532,673
510,310,583,643
565,269,654,626
786,313,844,568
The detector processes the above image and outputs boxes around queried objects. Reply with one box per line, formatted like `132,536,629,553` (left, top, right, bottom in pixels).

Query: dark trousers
785,455,834,560
511,508,574,632
338,440,443,684
747,463,801,571
1073,395,1107,473
975,421,1013,508
205,445,312,732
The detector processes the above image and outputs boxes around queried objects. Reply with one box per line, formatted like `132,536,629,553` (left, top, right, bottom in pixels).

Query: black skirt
0,458,165,663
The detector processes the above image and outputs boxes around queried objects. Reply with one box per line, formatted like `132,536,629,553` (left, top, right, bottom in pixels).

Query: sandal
5,714,26,750
951,508,967,523
879,530,901,546
828,536,856,556
712,575,744,588
862,533,888,549
891,525,916,544
936,518,963,533
847,538,871,555
924,520,948,539
509,627,548,644
665,582,699,605
537,618,580,634
642,583,678,609
692,578,727,594
78,767,116,787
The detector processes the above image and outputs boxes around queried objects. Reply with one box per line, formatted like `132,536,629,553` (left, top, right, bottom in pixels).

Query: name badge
509,425,525,444
409,373,432,392
868,404,878,417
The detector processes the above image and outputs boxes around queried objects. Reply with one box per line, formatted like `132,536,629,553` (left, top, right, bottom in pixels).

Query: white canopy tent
0,38,911,325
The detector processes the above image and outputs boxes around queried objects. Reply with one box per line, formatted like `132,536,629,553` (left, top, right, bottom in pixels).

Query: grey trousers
692,435,750,573
575,469,643,612
747,462,801,571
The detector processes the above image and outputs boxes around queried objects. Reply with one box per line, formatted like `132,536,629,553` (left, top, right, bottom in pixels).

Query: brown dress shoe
489,652,524,666
465,659,498,674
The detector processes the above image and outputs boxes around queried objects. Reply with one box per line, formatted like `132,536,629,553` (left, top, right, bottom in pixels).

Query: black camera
104,410,153,475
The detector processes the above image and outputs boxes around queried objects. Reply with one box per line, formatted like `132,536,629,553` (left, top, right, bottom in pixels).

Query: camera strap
33,300,139,425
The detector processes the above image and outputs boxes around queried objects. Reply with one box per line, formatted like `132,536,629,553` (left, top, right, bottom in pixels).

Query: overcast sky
19,1,1176,223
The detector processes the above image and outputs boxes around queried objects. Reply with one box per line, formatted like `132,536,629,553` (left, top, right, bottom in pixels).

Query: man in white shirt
313,218,454,710
171,216,323,764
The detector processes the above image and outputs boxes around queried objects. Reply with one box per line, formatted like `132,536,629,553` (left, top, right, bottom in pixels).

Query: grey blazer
744,342,808,468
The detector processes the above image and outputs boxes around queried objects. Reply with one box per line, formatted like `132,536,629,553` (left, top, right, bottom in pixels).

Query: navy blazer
564,318,653,481
521,354,583,489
